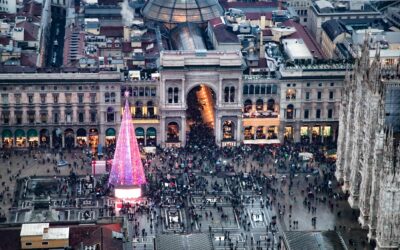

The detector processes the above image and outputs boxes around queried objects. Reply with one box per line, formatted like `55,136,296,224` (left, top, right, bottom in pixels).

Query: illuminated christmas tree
109,92,146,198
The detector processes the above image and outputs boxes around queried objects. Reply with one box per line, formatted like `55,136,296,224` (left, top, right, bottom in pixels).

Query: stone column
236,115,242,144
160,116,166,147
181,115,186,147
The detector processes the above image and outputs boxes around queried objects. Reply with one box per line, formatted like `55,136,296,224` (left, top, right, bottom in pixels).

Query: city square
0,0,399,249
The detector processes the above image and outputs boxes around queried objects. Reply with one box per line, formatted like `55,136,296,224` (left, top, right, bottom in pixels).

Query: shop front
2,129,13,148
146,127,156,146
88,128,99,152
135,127,145,146
105,128,116,147
40,129,50,147
15,129,26,147
76,128,88,147
64,129,75,149
27,129,39,147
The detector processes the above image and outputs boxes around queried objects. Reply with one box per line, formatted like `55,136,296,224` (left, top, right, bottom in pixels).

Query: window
330,82,334,87
286,104,294,119
173,87,179,103
14,94,21,104
318,83,322,87
42,242,48,245
53,113,59,123
249,85,254,94
78,112,84,123
328,109,333,119
16,112,22,124
40,94,46,104
53,94,59,104
316,109,321,119
28,111,35,123
28,94,34,104
306,82,311,87
105,92,110,103
107,107,115,122
150,87,156,96
230,86,235,102
305,92,310,100
329,91,334,99
78,93,84,104
286,89,296,100
25,243,32,246
2,112,9,124
66,111,72,123
90,93,96,103
271,85,278,94
167,88,173,103
90,112,97,122
304,109,309,119
255,85,260,94
40,113,47,123
65,94,71,104
261,85,266,94
317,91,322,100
110,92,116,103
224,87,229,102
139,87,144,96
243,85,248,95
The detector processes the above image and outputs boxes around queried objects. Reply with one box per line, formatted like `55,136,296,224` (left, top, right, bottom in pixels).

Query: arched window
150,87,156,96
168,88,173,103
121,86,126,97
249,85,254,94
243,85,249,95
286,104,294,119
144,87,150,96
267,99,275,111
244,99,252,113
128,87,133,96
147,100,154,117
256,126,265,139
173,87,179,103
132,87,138,96
224,87,229,103
261,85,266,94
255,85,260,94
256,99,264,111
139,87,145,96
266,85,271,94
104,92,110,103
230,86,235,102
272,85,278,94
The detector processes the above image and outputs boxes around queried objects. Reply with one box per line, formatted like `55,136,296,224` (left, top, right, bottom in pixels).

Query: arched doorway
40,129,49,147
52,128,62,149
167,122,179,142
64,128,74,149
105,128,116,147
186,84,216,144
15,129,26,147
76,128,87,147
135,127,145,145
284,126,293,141
256,99,264,112
222,121,235,141
146,127,157,146
2,129,13,148
27,129,39,147
88,128,99,151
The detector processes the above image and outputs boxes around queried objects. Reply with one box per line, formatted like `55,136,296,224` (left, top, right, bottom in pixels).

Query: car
57,160,68,167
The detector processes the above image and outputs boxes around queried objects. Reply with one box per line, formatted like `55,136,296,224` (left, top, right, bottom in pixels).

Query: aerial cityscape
0,0,399,249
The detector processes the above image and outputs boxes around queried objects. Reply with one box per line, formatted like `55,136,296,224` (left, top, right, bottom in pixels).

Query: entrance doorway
186,84,216,145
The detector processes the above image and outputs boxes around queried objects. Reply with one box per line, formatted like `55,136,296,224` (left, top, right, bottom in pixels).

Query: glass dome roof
142,0,223,24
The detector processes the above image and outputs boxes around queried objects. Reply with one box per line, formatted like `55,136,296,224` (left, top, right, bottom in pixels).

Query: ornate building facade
336,49,400,249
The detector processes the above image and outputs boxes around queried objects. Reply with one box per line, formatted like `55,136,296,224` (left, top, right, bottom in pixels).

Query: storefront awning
135,128,144,136
146,127,156,136
106,128,116,137
2,129,12,138
243,139,280,145
77,128,87,137
15,129,25,138
27,129,38,138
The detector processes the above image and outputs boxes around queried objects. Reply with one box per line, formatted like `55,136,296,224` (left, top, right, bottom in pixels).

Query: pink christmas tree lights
109,92,146,190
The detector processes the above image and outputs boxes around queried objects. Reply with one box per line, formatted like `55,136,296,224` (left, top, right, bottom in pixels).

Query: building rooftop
283,38,313,60
322,19,348,41
20,223,49,236
142,0,223,24
43,228,69,240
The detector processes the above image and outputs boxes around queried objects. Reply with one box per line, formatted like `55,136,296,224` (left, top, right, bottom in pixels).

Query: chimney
259,30,265,59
